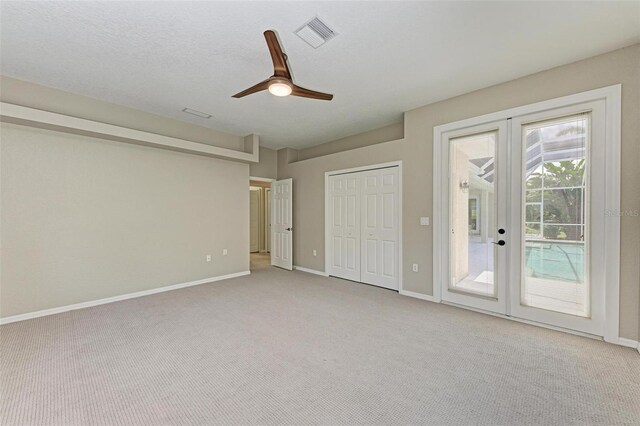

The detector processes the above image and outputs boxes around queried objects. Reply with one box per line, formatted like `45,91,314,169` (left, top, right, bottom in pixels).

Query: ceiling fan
232,30,333,101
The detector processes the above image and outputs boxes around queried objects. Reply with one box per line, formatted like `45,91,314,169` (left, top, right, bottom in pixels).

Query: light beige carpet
1,265,639,425
250,252,272,271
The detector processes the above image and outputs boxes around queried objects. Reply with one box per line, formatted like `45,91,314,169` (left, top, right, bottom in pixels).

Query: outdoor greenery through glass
522,115,588,316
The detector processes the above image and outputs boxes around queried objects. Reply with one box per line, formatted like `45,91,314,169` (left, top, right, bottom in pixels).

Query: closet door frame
325,161,403,292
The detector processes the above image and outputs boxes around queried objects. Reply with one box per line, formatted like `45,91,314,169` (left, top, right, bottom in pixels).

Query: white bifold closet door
329,173,361,281
360,167,399,289
328,166,399,290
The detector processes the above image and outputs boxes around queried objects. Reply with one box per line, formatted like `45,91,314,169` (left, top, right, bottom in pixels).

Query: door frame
265,187,271,253
433,85,621,343
325,161,403,292
249,187,261,253
249,176,275,258
509,101,606,336
438,120,509,315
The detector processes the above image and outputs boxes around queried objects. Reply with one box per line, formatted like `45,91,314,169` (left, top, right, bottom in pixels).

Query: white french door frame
438,120,509,314
433,85,621,344
324,161,403,292
509,101,606,336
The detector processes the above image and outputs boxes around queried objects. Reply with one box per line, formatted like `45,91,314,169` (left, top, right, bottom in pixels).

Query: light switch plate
420,217,430,226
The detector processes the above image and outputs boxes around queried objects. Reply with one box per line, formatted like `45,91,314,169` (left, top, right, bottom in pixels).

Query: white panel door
249,188,260,253
360,167,399,290
328,174,361,281
271,178,293,270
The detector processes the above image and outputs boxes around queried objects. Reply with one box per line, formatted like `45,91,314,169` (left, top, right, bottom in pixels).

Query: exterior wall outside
453,148,470,282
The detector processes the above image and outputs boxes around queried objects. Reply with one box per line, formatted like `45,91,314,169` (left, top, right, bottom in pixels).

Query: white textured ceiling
1,1,638,149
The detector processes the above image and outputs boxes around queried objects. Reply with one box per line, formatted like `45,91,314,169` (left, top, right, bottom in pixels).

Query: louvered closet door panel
360,167,399,289
328,174,360,281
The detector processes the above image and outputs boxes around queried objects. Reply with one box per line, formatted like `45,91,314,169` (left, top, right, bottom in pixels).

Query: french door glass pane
449,131,497,298
521,114,589,317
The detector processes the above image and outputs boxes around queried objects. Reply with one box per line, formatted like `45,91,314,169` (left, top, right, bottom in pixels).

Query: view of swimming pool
524,241,585,284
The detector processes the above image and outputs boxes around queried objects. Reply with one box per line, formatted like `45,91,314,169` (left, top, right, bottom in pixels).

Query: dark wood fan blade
264,30,291,79
232,79,271,98
291,85,334,101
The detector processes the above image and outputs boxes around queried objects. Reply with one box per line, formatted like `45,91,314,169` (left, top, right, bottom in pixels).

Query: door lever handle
492,240,506,246
286,227,292,231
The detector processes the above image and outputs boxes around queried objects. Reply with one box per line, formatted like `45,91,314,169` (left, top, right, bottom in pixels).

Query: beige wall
1,123,249,318
278,44,640,340
278,140,404,274
1,76,245,151
296,121,404,161
0,76,253,319
249,146,278,179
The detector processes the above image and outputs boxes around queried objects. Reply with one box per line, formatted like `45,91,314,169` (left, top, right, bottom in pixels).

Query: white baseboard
293,265,329,277
399,290,437,302
611,336,640,352
441,300,640,348
0,271,250,325
442,300,602,340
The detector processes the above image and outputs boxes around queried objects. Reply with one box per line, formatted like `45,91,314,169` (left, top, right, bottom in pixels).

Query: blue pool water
524,242,585,283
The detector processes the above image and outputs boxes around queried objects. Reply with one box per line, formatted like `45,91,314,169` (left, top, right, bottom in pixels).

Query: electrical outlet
313,250,317,257
412,263,418,272
420,217,430,226
222,249,228,256
206,255,212,262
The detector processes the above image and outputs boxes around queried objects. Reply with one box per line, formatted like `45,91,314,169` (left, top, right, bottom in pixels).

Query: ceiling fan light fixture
232,30,333,101
268,80,292,97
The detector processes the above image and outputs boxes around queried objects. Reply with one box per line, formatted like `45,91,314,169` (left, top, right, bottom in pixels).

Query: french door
509,101,606,335
438,99,608,336
440,120,509,314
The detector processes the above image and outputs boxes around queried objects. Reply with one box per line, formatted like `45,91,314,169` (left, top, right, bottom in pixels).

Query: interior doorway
249,178,274,270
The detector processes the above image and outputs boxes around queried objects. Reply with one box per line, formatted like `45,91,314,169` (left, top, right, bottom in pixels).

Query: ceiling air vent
182,108,211,119
295,17,337,48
